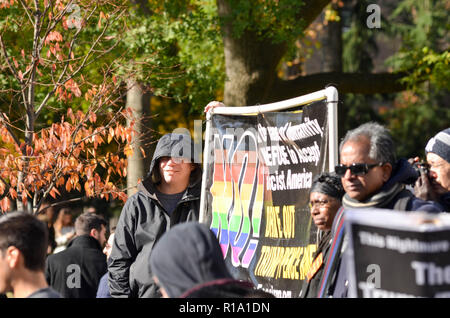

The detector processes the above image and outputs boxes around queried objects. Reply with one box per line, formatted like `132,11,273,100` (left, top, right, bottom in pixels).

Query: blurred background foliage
0,0,448,217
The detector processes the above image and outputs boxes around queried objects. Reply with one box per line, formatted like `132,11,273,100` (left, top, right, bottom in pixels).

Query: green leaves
115,0,223,113
395,48,450,92
223,0,306,44
379,0,449,158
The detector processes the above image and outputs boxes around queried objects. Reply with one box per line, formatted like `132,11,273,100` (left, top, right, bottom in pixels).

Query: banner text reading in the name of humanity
258,118,323,143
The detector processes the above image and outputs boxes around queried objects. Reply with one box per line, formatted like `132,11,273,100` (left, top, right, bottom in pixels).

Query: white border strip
325,86,339,172
208,89,328,115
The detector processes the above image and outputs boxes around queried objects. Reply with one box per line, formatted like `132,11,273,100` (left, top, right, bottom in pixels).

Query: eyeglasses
334,162,384,177
309,199,331,209
160,156,191,164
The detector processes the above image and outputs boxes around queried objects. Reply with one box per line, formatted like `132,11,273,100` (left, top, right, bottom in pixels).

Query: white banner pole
199,111,212,223
325,86,339,172
209,90,328,115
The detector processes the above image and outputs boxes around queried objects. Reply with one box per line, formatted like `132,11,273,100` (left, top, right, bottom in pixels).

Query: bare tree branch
18,0,34,28
300,0,332,29
0,112,22,149
0,35,24,86
35,5,127,117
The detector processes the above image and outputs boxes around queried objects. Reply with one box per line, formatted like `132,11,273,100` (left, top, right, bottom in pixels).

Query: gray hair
339,122,396,166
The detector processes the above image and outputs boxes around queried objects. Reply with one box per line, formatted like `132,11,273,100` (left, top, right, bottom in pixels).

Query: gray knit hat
425,128,450,163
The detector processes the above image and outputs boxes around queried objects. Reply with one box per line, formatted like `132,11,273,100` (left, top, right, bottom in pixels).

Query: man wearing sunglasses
318,122,444,299
335,122,443,212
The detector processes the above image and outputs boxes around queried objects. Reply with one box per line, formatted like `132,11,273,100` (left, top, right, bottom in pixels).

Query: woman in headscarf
299,172,345,298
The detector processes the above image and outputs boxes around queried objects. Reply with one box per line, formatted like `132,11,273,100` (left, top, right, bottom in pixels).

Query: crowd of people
0,112,448,298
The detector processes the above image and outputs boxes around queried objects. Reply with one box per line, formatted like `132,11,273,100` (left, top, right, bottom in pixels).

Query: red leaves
89,112,97,124
0,126,14,144
12,56,18,68
0,1,134,213
0,107,137,212
44,31,63,45
64,79,82,98
123,144,133,157
0,198,10,213
67,108,76,123
49,187,60,199
0,0,15,9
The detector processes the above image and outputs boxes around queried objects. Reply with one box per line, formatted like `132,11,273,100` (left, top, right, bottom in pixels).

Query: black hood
149,222,232,298
145,133,202,188
381,158,419,190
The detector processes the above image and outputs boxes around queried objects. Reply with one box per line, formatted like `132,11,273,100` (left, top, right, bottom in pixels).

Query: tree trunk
126,80,152,197
216,0,333,106
322,2,342,73
217,0,407,107
217,0,288,106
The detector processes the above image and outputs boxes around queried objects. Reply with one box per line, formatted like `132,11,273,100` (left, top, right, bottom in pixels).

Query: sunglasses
335,162,384,177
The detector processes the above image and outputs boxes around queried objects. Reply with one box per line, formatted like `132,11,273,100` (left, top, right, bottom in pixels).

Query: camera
413,161,430,176
408,161,431,185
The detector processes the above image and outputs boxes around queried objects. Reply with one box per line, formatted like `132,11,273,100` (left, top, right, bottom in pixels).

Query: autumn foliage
0,0,140,213
0,106,136,212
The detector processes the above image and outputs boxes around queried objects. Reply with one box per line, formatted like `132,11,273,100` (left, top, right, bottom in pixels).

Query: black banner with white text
202,100,330,297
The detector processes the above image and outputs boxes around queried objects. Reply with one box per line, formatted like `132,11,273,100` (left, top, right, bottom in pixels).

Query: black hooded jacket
108,133,202,298
150,222,273,298
150,222,232,298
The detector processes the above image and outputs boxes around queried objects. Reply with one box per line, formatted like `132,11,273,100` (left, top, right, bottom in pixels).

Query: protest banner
346,209,450,298
199,87,338,297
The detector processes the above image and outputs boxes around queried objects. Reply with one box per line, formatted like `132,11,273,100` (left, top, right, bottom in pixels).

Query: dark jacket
318,159,445,298
27,287,62,298
300,230,333,298
438,192,450,212
108,133,202,298
45,235,107,298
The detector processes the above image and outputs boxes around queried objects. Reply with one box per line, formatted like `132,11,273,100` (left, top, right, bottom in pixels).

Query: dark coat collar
139,177,201,202
67,234,102,251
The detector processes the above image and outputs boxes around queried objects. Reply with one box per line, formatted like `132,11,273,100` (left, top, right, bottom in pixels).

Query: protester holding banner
411,128,450,211
108,133,202,298
299,172,345,298
318,122,444,298
203,96,334,297
150,222,274,298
